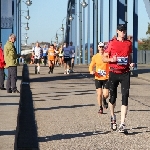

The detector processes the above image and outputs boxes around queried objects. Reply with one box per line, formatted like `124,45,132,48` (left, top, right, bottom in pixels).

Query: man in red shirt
0,42,6,90
103,24,134,133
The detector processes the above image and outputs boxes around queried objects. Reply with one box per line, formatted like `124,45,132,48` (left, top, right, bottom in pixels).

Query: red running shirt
105,38,132,71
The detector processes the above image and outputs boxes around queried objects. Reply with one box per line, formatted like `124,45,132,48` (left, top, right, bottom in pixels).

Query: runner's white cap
98,42,104,47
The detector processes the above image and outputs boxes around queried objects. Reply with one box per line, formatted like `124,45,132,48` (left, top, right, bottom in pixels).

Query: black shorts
34,58,41,64
109,71,130,98
95,79,109,89
64,58,71,64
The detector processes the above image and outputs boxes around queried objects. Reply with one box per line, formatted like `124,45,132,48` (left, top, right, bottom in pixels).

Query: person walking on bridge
103,24,134,133
89,42,109,114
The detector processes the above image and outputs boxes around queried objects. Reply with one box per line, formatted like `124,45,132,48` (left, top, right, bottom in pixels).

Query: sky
21,0,150,45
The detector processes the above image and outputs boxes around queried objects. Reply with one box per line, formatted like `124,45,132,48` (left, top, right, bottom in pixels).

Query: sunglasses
99,46,104,48
118,29,126,32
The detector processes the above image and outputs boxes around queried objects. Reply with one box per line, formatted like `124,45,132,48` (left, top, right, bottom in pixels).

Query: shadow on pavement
38,130,110,142
0,95,20,97
0,103,19,106
14,64,39,150
127,131,143,135
132,127,148,130
129,109,150,111
74,93,94,95
0,130,16,136
136,68,150,74
29,73,94,83
35,104,95,111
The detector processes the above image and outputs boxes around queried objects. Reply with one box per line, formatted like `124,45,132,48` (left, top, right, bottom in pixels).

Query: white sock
38,66,40,72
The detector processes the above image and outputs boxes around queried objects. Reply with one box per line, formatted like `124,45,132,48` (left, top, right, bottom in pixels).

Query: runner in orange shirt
48,44,55,74
89,42,109,114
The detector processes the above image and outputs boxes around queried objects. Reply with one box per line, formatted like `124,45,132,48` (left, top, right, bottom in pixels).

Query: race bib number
117,57,128,65
97,69,106,76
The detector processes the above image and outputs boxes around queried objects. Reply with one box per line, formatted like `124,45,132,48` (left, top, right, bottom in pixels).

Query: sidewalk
28,64,150,150
0,66,22,150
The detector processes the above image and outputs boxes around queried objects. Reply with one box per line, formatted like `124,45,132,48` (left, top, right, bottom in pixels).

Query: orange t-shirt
48,48,55,60
89,53,109,80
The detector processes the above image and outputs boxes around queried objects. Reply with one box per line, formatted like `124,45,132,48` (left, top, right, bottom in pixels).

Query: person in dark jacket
0,42,6,90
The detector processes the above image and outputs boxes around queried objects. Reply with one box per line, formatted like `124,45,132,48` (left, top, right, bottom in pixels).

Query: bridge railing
138,50,150,64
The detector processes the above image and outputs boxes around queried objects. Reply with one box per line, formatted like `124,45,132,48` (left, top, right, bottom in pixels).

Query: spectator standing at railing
0,42,6,90
4,34,20,93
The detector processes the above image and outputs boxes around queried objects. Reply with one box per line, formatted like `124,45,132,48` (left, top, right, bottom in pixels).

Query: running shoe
12,89,20,93
98,107,103,114
111,114,117,131
67,70,70,74
70,69,73,73
118,124,128,134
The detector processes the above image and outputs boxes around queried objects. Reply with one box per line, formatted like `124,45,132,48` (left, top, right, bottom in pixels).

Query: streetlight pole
125,0,127,39
100,0,103,42
93,0,98,55
79,0,82,64
61,24,64,44
19,1,21,55
81,0,88,64
20,0,32,53
74,0,77,64
109,0,113,40
87,0,90,64
55,33,58,44
82,1,85,64
133,0,138,70
61,17,67,44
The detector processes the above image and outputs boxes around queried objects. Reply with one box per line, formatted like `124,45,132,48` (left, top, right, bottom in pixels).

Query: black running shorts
34,58,41,64
95,79,109,89
64,58,71,65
